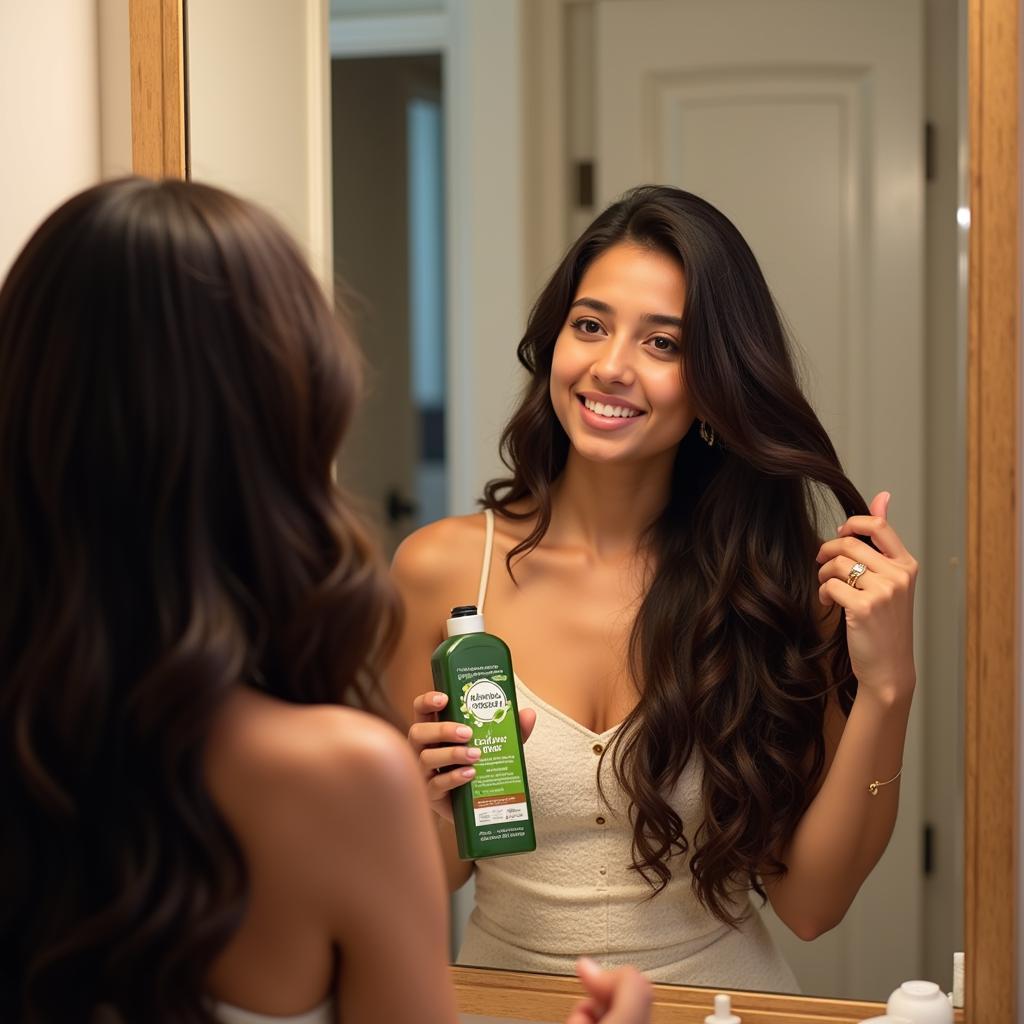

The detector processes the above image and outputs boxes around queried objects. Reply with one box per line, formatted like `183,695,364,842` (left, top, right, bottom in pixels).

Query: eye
569,316,605,337
648,335,681,355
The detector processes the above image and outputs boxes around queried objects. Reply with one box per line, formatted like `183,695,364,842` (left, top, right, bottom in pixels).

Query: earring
699,420,716,447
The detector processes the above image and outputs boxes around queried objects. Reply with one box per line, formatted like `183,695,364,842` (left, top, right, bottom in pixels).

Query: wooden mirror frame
128,0,1017,1018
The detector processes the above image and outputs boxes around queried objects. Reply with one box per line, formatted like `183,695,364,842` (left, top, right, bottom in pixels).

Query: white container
886,981,953,1024
858,1016,911,1024
951,952,964,1008
704,993,740,1024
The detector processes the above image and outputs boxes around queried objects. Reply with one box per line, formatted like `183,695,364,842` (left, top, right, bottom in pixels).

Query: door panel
331,55,446,555
594,0,925,998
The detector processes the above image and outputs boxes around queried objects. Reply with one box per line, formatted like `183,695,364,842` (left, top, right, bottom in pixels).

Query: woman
392,185,918,991
0,179,650,1024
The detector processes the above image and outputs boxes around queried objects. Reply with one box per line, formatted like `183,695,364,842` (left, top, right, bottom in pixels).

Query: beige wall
98,0,133,181
187,0,332,288
0,2,103,281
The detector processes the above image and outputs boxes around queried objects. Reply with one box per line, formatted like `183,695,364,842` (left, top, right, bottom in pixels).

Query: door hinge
575,160,595,207
923,822,935,875
925,122,936,182
385,488,418,526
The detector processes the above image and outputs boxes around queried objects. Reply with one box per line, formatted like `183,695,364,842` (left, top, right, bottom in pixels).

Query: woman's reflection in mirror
393,185,918,991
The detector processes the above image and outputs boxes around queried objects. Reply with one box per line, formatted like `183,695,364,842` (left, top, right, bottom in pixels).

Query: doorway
331,54,446,555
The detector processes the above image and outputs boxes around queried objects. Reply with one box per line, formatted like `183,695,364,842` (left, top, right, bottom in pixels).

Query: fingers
425,763,476,801
575,957,611,1005
408,719,472,753
818,576,871,609
412,690,448,723
868,490,891,520
817,553,910,591
819,491,918,603
520,707,537,744
419,743,481,771
836,514,911,562
605,969,652,1022
575,959,652,1023
817,534,916,582
409,715,478,795
816,537,887,575
409,718,478,800
409,690,477,819
565,1000,603,1024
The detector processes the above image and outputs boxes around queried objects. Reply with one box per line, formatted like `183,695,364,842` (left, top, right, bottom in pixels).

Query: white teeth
583,398,639,419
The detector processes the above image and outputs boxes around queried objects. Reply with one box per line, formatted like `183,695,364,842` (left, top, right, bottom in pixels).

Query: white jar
886,981,953,1024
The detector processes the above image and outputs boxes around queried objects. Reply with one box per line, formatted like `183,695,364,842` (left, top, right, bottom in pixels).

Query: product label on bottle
454,664,530,829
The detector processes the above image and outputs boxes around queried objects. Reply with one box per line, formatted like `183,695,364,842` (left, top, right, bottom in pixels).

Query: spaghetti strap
477,508,495,612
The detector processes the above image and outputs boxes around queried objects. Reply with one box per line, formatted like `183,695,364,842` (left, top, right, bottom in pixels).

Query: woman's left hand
567,958,652,1024
815,491,918,702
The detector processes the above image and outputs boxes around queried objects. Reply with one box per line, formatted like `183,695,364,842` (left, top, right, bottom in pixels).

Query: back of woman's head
0,178,397,1022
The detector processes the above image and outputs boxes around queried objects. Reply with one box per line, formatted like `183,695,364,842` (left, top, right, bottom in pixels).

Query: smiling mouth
577,395,644,420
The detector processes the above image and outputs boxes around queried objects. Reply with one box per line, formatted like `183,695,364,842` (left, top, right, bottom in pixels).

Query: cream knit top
456,510,799,993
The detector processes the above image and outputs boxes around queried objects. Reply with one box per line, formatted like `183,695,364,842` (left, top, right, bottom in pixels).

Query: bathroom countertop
460,1015,558,1024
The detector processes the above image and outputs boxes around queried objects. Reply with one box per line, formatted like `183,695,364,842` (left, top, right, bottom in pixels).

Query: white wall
443,0,528,513
0,2,103,282
330,0,441,13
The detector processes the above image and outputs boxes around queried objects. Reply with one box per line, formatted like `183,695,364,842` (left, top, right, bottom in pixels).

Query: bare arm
766,494,917,939
304,719,460,1024
765,686,910,939
387,524,477,892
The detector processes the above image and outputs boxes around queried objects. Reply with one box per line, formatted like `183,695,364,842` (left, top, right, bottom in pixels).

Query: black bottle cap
450,605,478,617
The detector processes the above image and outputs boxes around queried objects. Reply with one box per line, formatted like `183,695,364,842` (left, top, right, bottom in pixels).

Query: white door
593,0,925,999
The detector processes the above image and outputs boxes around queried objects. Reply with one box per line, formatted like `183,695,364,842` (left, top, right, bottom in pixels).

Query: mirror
191,0,961,1006
131,0,1020,1017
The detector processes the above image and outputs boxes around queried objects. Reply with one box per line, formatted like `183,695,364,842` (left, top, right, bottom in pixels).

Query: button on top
592,743,604,755
598,867,607,876
596,815,606,825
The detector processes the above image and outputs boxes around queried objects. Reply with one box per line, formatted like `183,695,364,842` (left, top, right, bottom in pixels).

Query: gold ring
846,562,868,588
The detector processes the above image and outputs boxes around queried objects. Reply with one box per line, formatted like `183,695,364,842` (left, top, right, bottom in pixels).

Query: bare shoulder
390,512,487,597
207,696,421,850
268,701,414,804
296,704,420,810
391,506,540,582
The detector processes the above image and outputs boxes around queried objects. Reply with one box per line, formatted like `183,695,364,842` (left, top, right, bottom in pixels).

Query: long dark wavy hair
0,178,399,1022
483,185,868,924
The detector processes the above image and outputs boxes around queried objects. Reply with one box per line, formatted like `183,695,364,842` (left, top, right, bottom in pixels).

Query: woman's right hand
567,959,653,1024
409,691,536,822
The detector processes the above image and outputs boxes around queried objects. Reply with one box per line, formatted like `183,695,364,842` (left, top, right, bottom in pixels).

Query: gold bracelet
868,767,903,796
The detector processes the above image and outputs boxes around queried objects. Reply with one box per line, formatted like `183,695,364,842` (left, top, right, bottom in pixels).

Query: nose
590,334,635,386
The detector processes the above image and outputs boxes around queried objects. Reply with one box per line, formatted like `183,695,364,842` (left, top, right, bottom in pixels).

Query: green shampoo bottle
430,605,536,860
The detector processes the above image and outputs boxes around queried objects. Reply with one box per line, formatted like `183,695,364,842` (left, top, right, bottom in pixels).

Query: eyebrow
570,297,683,331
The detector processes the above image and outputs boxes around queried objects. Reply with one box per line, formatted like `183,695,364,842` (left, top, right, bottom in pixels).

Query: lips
575,392,646,431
